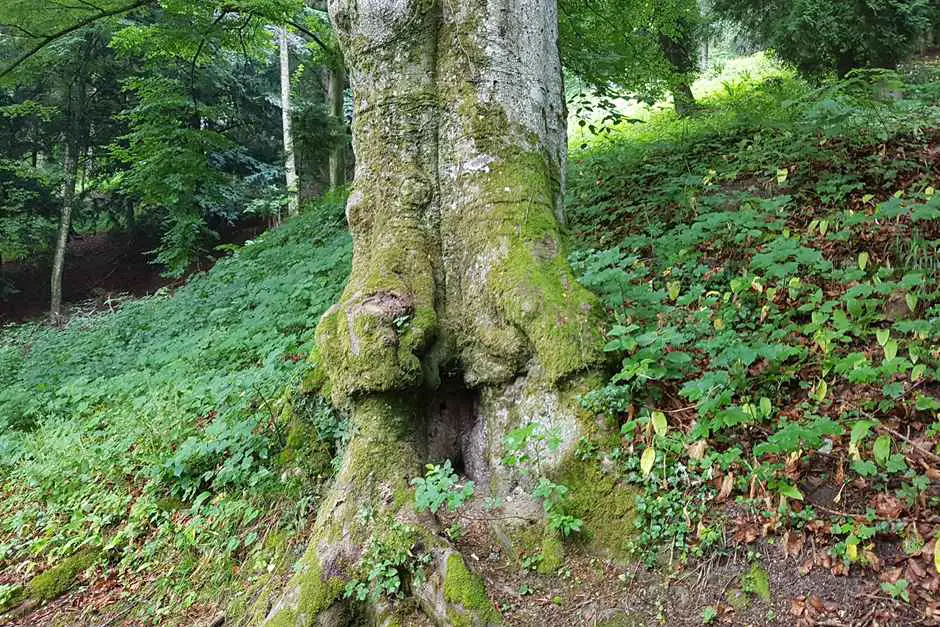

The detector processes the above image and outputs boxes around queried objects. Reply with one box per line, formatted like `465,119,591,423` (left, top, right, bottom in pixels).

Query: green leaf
667,280,681,301
651,411,668,437
883,340,898,362
873,435,891,465
813,379,828,402
858,251,869,271
911,364,926,382
905,293,918,312
777,483,803,501
875,329,890,347
640,447,656,477
849,420,875,459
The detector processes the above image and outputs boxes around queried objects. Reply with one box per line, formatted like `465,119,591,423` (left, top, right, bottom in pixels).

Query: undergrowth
567,60,940,610
0,193,351,621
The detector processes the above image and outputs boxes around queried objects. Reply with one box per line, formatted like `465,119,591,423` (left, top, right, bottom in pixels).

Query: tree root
262,394,501,627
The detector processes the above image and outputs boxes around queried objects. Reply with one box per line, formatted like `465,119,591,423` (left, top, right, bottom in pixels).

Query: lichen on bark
267,1,610,624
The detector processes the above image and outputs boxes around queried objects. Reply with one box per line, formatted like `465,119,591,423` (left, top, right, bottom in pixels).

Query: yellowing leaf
667,281,681,301
858,252,869,271
776,168,788,184
875,329,890,347
819,220,829,236
926,186,936,197
651,411,668,437
884,340,898,362
640,447,656,477
934,537,940,574
846,541,858,562
873,435,891,465
814,379,828,403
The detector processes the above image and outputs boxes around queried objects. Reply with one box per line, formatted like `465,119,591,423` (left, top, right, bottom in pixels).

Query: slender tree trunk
50,142,77,326
264,1,604,624
279,28,299,217
327,62,346,190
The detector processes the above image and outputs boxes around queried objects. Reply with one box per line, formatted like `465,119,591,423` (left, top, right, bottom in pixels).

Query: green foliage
412,460,474,515
343,521,427,602
0,197,351,616
712,0,935,77
501,423,585,537
569,62,940,567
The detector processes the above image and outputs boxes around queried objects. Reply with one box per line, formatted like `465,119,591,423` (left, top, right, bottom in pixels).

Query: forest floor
0,58,939,626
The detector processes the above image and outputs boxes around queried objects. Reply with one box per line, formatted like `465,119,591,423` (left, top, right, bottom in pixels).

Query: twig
0,0,156,78
877,424,940,465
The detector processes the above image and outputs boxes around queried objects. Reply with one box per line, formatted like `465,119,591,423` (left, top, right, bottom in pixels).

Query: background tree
560,0,705,113
711,0,935,77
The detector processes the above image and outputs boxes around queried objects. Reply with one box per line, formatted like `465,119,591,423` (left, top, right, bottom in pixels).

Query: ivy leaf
873,435,891,465
651,411,668,437
640,447,656,477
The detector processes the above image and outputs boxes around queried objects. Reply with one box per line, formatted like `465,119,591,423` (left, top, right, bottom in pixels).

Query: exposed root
262,395,501,626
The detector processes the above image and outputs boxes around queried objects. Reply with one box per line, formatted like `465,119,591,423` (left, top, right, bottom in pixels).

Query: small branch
0,0,156,78
877,423,940,465
288,19,332,56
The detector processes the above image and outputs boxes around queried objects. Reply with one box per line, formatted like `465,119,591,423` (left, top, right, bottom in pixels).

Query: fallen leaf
717,473,734,502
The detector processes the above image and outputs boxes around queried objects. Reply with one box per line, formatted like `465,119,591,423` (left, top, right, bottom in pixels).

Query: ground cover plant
0,55,939,626
0,193,352,623
562,56,940,623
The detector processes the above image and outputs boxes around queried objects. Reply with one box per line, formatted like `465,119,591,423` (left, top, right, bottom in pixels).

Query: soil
439,506,924,627
0,221,267,324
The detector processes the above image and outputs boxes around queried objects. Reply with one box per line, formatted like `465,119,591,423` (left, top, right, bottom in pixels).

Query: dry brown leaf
717,472,734,502
872,493,904,520
687,440,707,460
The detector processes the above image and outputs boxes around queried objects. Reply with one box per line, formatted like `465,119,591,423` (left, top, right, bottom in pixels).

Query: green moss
296,556,346,618
26,548,99,603
277,415,333,477
537,531,564,575
725,588,750,611
263,608,297,627
443,553,500,625
742,563,771,601
555,457,637,561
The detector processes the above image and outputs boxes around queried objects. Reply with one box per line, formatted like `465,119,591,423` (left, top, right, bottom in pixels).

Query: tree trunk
659,26,698,117
264,1,604,624
50,142,77,326
279,28,300,217
327,62,346,191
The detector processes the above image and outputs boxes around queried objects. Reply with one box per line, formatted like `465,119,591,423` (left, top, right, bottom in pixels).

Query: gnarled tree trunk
264,2,604,624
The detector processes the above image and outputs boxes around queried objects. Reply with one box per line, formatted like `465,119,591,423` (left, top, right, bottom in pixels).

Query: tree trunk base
262,370,607,626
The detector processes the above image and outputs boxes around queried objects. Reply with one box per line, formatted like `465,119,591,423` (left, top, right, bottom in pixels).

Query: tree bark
327,62,346,190
50,141,77,326
279,28,300,217
265,2,604,624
